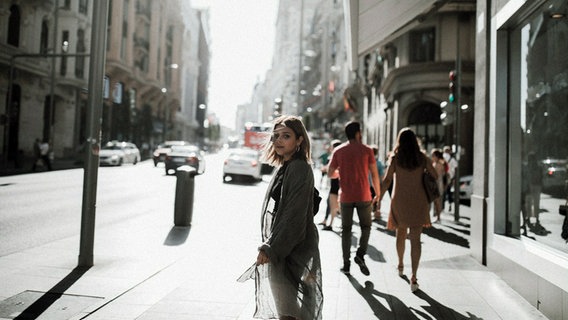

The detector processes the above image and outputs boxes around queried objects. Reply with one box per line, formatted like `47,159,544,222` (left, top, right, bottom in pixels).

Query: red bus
243,122,271,150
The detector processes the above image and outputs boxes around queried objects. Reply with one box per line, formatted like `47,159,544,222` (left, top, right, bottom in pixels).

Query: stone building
0,0,209,167
345,1,568,318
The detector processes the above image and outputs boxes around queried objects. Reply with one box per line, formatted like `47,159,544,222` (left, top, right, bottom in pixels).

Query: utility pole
453,16,462,223
78,0,109,267
297,0,304,115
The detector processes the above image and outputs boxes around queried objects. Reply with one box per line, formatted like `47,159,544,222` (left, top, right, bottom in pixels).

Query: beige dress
381,153,438,230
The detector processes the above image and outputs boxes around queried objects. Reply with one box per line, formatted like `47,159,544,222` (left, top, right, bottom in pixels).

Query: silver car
99,141,141,166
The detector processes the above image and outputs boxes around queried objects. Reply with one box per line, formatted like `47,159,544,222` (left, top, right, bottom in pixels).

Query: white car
223,149,263,182
99,141,141,166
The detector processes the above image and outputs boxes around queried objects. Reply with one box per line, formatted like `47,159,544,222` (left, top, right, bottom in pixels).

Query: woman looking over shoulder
239,115,323,320
380,128,438,293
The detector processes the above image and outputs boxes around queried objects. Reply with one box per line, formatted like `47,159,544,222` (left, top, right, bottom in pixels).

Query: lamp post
160,63,179,142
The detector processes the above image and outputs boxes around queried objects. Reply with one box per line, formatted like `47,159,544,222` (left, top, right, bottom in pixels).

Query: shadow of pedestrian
413,290,484,319
164,226,191,246
13,266,91,320
346,275,419,319
373,219,396,237
422,226,469,248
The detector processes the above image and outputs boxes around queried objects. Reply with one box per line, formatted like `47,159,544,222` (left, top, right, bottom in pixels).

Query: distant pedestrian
31,138,41,171
320,139,342,230
328,121,380,276
318,143,331,188
370,145,385,221
443,146,457,210
430,148,447,223
380,128,437,292
238,115,323,320
32,138,52,171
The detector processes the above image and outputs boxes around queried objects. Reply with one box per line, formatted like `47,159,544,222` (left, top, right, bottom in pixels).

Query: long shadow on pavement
374,217,470,248
413,289,484,319
346,275,419,319
422,226,469,248
13,266,91,320
347,275,484,319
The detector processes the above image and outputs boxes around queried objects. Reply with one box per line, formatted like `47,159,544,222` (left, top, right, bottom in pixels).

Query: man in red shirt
328,121,380,275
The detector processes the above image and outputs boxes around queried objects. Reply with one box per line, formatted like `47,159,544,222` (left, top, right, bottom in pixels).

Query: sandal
410,276,419,292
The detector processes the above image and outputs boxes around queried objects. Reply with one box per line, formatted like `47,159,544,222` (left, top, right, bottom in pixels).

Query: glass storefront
508,0,568,254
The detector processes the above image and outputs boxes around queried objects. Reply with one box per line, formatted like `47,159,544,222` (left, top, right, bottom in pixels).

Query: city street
0,150,547,319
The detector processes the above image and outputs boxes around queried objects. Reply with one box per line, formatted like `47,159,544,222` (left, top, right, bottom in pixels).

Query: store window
508,0,568,254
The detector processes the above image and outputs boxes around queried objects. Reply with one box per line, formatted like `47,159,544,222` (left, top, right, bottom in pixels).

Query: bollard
174,165,197,226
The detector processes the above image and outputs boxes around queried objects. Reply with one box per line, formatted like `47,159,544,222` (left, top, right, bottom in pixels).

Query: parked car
153,141,190,166
541,158,567,191
99,141,141,166
223,148,263,182
164,145,205,175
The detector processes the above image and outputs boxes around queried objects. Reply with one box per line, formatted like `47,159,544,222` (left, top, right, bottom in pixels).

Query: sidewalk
0,180,549,319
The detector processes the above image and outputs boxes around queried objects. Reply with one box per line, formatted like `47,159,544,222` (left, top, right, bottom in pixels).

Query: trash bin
174,165,197,226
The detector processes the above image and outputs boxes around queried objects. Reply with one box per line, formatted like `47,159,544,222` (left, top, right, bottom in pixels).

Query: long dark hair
393,128,424,170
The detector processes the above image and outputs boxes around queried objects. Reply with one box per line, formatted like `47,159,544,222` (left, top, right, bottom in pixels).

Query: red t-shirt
328,141,375,202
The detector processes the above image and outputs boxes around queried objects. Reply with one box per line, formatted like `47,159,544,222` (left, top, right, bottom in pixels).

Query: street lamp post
78,0,109,267
161,63,178,142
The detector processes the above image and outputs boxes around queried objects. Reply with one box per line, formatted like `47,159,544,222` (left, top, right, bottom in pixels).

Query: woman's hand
256,250,270,265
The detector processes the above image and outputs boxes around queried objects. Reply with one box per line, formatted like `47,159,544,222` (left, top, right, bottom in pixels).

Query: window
409,28,435,63
40,20,49,54
8,5,21,47
79,0,88,14
507,1,568,254
76,29,86,78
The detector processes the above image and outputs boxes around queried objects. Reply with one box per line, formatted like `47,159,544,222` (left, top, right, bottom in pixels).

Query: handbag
313,187,322,215
423,169,440,203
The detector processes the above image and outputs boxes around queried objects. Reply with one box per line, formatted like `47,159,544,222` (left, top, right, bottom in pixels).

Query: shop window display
511,1,568,253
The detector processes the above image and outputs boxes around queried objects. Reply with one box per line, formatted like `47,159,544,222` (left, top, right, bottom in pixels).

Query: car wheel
133,157,138,165
118,158,123,166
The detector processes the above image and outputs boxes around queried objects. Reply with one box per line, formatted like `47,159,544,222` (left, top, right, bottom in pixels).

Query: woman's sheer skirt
238,258,323,319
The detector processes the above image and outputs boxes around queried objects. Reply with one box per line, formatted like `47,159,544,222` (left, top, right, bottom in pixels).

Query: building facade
346,0,568,318
1,0,209,168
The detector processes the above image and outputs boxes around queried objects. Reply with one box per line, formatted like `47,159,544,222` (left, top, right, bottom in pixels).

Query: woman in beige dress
380,128,438,292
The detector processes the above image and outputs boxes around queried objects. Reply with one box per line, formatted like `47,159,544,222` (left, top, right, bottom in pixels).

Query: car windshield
171,146,199,153
102,145,123,150
230,150,258,159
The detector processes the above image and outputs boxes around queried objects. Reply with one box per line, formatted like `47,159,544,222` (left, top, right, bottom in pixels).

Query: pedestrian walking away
237,115,323,320
327,121,380,276
319,139,342,231
430,148,448,223
380,128,438,292
442,146,457,210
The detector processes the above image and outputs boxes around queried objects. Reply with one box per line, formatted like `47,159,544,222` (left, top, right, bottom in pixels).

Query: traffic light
440,100,454,125
448,70,457,103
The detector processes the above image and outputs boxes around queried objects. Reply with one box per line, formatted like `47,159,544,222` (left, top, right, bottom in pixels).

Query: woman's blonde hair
262,115,312,166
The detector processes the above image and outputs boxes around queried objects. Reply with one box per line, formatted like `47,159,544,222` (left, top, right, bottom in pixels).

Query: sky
190,0,279,130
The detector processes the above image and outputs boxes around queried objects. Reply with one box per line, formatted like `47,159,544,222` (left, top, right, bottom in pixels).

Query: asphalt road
0,150,269,259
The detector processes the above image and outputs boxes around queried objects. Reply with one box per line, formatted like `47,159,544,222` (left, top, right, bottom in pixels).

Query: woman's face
272,124,303,161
